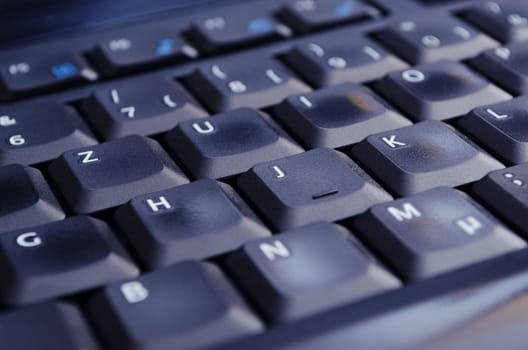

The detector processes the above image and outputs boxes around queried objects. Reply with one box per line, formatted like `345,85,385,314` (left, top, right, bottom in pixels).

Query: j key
115,179,271,269
355,187,526,281
0,52,98,100
81,77,207,140
0,100,97,165
88,261,263,350
352,121,504,196
284,36,407,87
0,216,139,306
227,222,400,323
459,96,528,164
91,32,198,76
0,165,64,234
377,17,497,64
374,60,510,121
274,83,411,148
188,12,291,54
473,164,528,235
166,108,302,179
186,55,310,112
471,43,528,95
279,0,381,33
238,148,392,230
0,302,99,350
49,135,188,213
465,1,528,43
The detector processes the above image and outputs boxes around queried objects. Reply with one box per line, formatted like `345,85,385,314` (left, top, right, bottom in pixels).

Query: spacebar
218,249,528,350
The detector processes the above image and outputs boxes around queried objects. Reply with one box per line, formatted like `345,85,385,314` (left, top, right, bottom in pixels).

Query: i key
0,100,97,165
352,121,504,196
374,60,510,121
88,261,264,350
115,179,271,269
355,187,526,281
274,83,411,148
0,216,139,306
377,17,497,64
227,222,400,323
0,165,64,234
81,76,207,139
166,108,303,179
186,54,310,112
238,148,392,230
49,135,189,213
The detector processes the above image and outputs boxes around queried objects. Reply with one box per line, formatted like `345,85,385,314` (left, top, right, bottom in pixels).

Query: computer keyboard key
274,83,411,148
377,17,497,64
227,222,400,323
186,55,310,112
0,302,100,350
81,77,207,139
166,108,302,179
0,216,139,306
459,96,528,164
49,135,189,213
352,121,504,196
473,164,528,235
374,60,510,121
0,100,97,165
238,148,392,230
465,1,528,43
279,0,381,33
0,52,98,100
89,261,263,350
284,36,407,87
115,179,271,269
0,165,64,234
355,187,526,281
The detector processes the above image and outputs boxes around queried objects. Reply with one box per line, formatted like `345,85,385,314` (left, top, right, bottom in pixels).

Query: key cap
238,148,392,230
166,108,303,179
0,302,99,350
376,17,497,64
352,121,504,196
48,135,188,213
464,1,528,43
188,11,291,54
0,216,139,306
81,77,207,140
115,179,271,269
186,55,311,112
0,164,64,234
273,83,411,148
0,100,97,165
473,164,528,235
355,187,526,281
459,96,528,164
227,222,400,323
88,261,263,350
0,51,98,100
279,0,381,33
374,60,510,121
284,36,407,87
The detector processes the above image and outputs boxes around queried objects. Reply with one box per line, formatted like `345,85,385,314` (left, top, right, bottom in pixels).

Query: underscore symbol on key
271,165,286,179
299,96,313,108
266,69,283,84
363,46,381,61
121,106,136,118
486,108,509,120
110,89,120,104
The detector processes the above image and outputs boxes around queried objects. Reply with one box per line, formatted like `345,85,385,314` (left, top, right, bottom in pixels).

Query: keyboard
2,0,528,349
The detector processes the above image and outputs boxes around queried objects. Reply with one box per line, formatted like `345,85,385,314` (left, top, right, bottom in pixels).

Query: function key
279,0,381,33
374,60,510,121
0,52,98,101
284,35,407,87
355,187,526,281
376,17,497,64
81,76,207,140
352,121,504,196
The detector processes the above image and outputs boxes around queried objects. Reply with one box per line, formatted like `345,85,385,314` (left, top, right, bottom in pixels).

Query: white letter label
146,196,172,213
121,281,149,304
260,240,291,261
456,216,483,235
192,121,215,134
77,150,99,164
382,135,407,148
388,203,422,222
16,232,42,248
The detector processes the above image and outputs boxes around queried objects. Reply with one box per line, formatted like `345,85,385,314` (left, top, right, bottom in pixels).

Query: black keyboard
3,0,528,349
